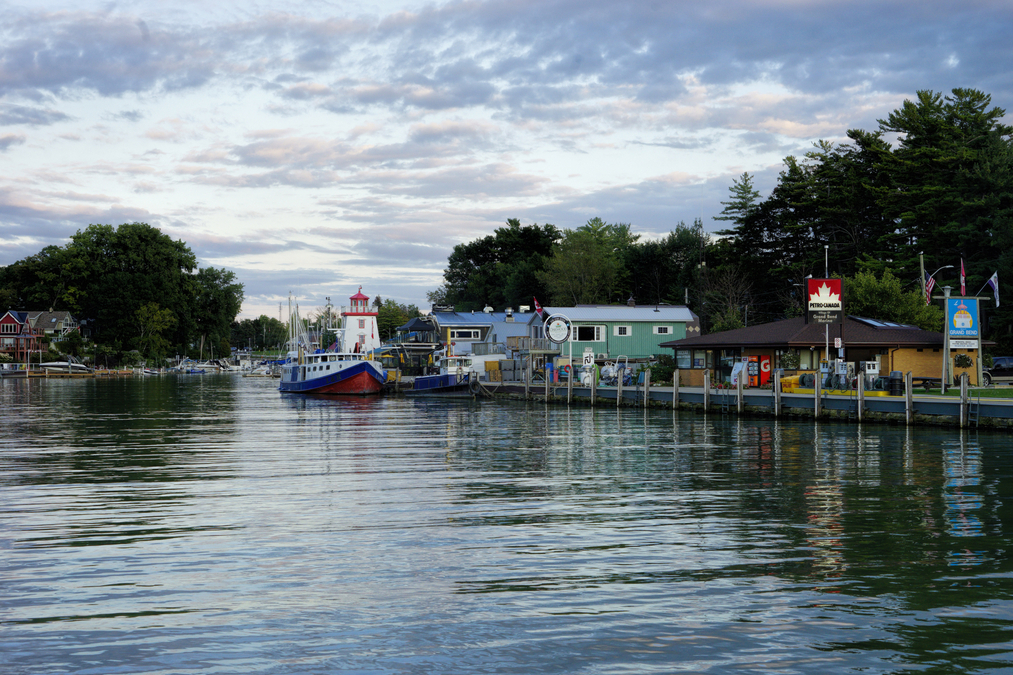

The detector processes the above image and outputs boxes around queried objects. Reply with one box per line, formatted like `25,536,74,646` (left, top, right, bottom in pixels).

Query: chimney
627,295,635,307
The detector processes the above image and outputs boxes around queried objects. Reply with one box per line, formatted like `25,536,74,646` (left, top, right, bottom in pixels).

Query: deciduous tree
537,218,639,305
136,302,177,360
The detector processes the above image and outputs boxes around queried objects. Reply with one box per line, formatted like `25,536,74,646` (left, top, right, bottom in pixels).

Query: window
450,329,481,340
653,326,670,335
358,319,365,329
676,349,691,369
613,325,631,337
575,325,603,341
1,324,16,334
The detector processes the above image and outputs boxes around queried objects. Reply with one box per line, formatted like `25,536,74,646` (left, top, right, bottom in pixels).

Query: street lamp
929,264,954,281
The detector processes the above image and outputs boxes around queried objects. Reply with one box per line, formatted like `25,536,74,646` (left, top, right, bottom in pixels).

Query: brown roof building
660,316,984,386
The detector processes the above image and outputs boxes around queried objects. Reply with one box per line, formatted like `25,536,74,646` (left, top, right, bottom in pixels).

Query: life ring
560,365,571,376
468,377,481,394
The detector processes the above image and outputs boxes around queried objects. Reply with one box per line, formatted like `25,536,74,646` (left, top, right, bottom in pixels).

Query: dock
450,370,1013,429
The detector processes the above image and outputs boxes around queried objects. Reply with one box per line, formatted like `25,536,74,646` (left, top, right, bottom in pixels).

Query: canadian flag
533,297,545,321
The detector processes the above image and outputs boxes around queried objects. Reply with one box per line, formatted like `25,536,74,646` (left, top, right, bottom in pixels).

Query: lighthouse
341,287,381,353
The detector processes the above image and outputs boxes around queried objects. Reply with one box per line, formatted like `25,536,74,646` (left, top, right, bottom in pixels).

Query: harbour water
2,375,1012,674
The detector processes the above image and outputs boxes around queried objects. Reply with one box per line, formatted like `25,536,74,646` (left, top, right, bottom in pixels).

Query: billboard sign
947,298,979,340
807,278,843,324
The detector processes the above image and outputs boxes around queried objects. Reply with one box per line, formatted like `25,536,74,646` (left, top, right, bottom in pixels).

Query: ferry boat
278,287,386,396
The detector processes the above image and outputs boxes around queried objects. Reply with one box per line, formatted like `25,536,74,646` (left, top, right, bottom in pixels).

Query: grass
921,387,1013,398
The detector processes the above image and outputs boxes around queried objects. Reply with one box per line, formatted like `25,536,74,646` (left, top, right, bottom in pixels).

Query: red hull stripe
309,370,384,395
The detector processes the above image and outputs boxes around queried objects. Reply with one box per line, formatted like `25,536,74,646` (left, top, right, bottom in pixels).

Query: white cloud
1,0,1011,315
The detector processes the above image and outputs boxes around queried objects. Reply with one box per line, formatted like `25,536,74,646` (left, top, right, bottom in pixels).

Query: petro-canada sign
807,278,843,324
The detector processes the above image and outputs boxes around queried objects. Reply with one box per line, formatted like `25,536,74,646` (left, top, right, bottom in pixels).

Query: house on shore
0,311,40,362
429,308,535,356
26,310,79,343
534,304,699,362
660,315,983,386
427,303,699,363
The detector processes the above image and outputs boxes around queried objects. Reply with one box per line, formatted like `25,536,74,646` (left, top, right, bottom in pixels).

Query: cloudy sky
2,0,1011,319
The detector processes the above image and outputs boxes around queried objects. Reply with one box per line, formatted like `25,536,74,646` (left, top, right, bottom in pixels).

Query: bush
650,353,676,383
780,350,800,369
120,351,144,367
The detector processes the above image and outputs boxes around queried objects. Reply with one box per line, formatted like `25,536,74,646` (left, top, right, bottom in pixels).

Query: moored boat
278,287,386,396
278,351,386,395
405,353,481,397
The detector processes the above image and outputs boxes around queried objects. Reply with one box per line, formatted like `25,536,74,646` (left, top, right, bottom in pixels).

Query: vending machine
746,355,772,387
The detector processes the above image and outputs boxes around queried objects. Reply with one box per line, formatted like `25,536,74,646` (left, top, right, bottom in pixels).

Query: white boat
41,361,92,374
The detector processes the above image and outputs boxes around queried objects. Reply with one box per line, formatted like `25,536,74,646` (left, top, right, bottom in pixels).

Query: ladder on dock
969,393,981,428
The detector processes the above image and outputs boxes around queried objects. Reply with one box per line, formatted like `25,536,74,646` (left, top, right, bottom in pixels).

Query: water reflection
2,378,1012,674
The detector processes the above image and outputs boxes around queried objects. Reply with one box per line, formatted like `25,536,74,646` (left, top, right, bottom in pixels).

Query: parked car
982,356,1013,386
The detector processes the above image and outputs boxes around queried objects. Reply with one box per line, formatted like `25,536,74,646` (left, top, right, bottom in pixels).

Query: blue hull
406,372,475,397
278,360,386,395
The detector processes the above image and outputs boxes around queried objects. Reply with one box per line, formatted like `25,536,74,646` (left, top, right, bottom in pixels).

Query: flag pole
920,252,926,303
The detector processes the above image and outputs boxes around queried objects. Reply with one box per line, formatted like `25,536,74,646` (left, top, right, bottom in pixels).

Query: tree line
0,222,244,364
430,88,1012,351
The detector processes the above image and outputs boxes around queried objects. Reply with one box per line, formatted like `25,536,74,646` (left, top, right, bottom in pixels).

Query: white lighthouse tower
340,287,381,353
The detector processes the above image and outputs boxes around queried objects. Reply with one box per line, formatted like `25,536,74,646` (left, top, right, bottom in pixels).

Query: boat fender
469,377,481,395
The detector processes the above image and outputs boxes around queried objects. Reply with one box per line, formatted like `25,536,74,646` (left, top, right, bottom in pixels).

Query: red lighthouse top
345,286,376,316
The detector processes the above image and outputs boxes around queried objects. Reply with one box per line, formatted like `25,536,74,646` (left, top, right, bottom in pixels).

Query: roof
431,311,536,327
1,310,29,323
659,316,949,350
26,310,74,327
396,317,437,332
542,305,696,323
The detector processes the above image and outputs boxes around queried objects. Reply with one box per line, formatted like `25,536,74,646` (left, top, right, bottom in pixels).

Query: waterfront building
660,315,984,386
533,303,698,361
429,307,535,356
0,310,40,362
25,310,79,344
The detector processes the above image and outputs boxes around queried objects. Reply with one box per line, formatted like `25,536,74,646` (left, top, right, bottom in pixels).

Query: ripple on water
2,376,1013,673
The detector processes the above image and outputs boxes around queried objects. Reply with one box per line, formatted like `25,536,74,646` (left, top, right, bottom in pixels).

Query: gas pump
859,360,881,390
819,359,832,389
834,358,849,389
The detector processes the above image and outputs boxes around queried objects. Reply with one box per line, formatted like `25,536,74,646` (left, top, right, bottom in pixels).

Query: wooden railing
507,337,559,353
